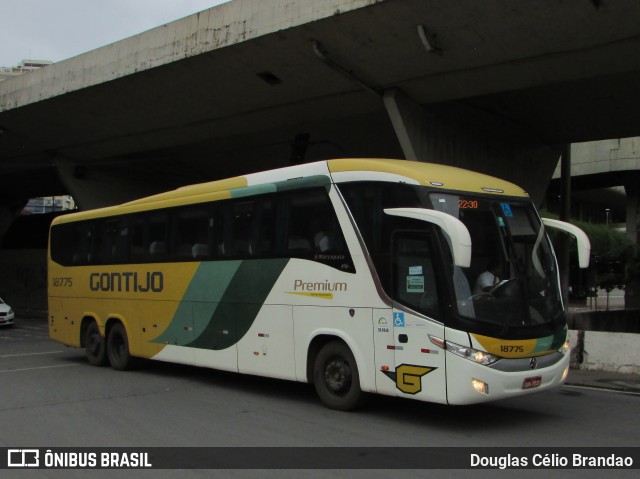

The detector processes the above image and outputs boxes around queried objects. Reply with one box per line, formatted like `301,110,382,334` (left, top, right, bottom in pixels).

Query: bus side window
191,211,215,261
392,231,440,319
226,201,254,257
280,188,355,272
94,219,127,265
148,213,168,260
130,217,149,263
252,196,276,257
50,222,87,266
174,205,211,261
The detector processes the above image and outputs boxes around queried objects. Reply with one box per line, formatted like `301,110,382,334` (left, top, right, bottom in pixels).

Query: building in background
0,59,52,82
23,196,75,214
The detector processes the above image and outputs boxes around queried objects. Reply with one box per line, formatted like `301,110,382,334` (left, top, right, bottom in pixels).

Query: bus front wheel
313,341,364,411
84,321,108,367
107,323,135,371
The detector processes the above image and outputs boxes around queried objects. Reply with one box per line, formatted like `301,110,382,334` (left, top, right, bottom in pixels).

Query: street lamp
605,208,610,225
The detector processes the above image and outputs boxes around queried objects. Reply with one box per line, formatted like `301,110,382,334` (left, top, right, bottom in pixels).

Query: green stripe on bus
230,184,278,198
187,258,289,350
228,176,330,199
274,175,331,191
533,326,567,353
151,261,242,346
153,258,289,350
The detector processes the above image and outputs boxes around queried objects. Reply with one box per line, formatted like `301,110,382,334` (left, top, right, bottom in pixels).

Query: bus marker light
429,336,445,349
381,365,390,372
472,378,489,395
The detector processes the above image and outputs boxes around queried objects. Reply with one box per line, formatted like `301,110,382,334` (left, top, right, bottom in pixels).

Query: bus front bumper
445,350,570,405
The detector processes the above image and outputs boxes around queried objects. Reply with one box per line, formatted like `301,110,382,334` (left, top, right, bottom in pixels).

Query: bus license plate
522,376,542,389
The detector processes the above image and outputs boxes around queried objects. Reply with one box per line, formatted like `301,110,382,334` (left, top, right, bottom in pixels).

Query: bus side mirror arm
384,208,472,268
541,218,591,269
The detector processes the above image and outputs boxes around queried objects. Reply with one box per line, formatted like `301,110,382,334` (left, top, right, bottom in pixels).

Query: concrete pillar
624,175,640,244
0,201,26,247
0,205,13,246
383,88,421,161
381,88,562,205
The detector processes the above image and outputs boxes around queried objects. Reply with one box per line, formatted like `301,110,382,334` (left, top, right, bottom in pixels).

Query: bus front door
388,231,448,404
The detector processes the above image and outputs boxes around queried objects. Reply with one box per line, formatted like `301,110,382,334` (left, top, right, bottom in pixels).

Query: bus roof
327,159,528,197
52,159,528,224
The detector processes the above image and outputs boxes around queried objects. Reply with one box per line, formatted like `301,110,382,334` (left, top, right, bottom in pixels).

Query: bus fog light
472,378,489,395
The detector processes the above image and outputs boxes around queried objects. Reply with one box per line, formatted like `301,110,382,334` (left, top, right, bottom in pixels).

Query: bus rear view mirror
541,218,591,268
384,208,472,268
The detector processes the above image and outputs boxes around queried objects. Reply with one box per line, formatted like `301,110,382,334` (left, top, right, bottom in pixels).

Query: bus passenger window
279,188,354,271
148,214,168,260
174,206,211,261
130,217,148,263
94,219,127,265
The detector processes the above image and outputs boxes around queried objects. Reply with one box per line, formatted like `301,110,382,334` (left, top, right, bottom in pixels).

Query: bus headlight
430,336,499,366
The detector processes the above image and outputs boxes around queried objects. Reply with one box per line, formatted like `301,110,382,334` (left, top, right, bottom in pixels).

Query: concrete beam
0,0,383,112
54,157,164,210
382,87,561,204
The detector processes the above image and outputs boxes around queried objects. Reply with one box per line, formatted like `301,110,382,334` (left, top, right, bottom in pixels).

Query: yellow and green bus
48,159,589,410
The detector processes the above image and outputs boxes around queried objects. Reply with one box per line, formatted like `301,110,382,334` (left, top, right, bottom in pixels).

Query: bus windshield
430,193,562,331
338,182,562,332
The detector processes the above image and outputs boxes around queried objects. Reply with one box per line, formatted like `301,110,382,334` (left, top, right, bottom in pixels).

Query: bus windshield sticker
407,276,425,293
500,203,513,217
409,266,423,275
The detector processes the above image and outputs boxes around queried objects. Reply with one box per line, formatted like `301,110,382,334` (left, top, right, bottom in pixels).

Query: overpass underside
2,0,640,236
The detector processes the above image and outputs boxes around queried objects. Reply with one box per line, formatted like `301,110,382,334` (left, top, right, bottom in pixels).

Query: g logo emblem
383,364,436,394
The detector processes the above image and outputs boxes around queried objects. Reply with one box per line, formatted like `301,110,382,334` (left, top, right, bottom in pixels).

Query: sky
0,0,230,67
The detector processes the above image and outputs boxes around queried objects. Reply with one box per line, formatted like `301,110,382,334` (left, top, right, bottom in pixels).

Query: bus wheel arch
81,316,108,367
105,319,136,371
309,336,365,411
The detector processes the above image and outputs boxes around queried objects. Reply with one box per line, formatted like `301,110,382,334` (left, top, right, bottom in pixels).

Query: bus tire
84,321,108,367
313,340,364,411
107,323,135,371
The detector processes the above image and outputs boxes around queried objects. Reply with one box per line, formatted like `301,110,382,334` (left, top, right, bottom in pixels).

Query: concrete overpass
2,0,640,239
548,137,640,243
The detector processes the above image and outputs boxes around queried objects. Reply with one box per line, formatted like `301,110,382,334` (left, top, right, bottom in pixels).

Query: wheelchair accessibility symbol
393,312,405,328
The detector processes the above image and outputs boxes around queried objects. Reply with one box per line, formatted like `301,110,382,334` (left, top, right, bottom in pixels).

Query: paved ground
3,315,640,395
565,368,640,394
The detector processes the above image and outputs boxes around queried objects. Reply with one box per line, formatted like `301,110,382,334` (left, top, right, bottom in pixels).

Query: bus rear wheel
313,340,364,411
107,323,135,371
84,321,108,366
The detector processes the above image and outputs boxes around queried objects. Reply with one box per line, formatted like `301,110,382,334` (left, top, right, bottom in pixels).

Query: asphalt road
1,317,638,479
